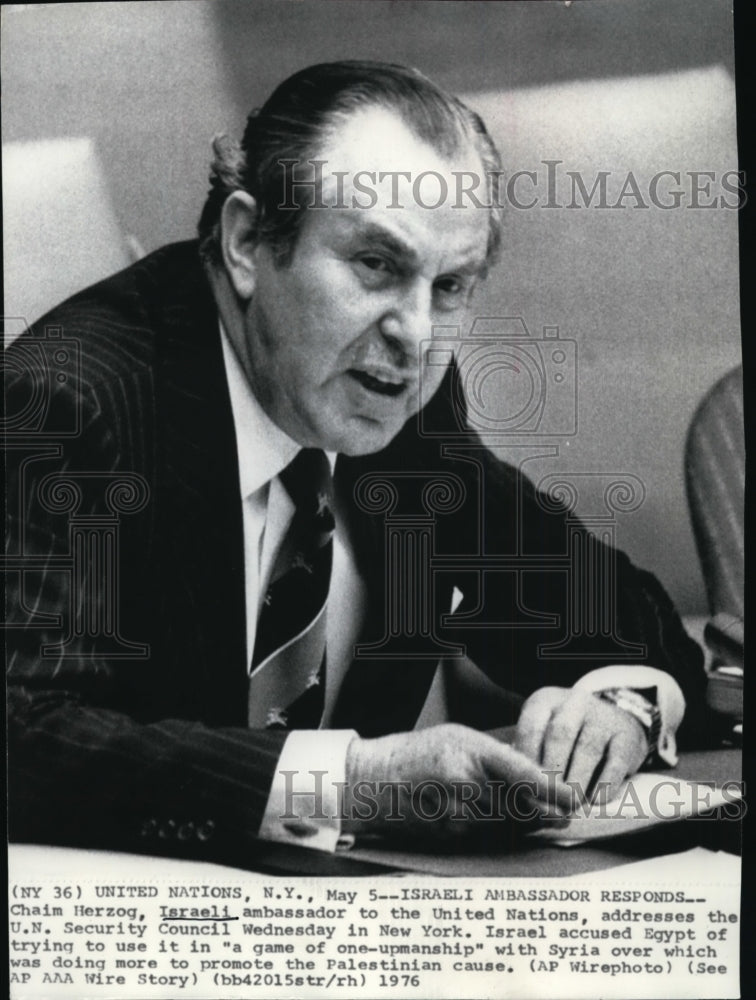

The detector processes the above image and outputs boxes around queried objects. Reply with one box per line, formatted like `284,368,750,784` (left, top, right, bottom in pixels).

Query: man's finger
541,702,586,776
561,722,610,802
514,689,560,762
480,740,573,813
591,731,643,805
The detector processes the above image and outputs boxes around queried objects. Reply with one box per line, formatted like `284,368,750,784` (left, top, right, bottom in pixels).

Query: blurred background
2,0,742,616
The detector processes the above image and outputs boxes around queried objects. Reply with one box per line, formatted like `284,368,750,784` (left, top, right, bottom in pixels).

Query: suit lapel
154,247,249,725
332,418,458,736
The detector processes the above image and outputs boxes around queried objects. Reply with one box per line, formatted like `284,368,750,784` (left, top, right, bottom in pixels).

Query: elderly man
6,61,705,861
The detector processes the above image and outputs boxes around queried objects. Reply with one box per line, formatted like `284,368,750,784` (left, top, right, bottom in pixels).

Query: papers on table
572,846,740,881
532,773,742,846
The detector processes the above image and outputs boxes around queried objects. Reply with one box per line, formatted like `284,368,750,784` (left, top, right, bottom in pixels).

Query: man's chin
325,415,404,457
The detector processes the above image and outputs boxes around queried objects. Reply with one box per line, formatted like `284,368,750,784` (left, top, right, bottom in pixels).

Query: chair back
685,365,744,620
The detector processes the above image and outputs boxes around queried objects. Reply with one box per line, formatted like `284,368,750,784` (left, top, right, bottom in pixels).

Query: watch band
597,687,662,765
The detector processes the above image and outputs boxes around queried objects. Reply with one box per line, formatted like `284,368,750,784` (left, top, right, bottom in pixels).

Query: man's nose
378,284,433,366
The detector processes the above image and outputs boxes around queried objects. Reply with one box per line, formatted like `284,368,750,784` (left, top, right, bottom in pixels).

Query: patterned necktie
247,448,335,729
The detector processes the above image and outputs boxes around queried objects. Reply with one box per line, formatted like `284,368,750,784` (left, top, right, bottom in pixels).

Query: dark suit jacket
5,241,706,865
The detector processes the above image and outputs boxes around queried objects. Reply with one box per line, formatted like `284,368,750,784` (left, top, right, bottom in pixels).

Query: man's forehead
315,105,485,186
296,107,489,264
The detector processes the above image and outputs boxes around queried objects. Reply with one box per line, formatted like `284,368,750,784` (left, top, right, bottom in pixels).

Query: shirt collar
219,321,336,498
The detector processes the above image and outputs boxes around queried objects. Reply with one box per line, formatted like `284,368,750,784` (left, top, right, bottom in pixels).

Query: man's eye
433,277,470,310
358,255,390,272
354,255,394,286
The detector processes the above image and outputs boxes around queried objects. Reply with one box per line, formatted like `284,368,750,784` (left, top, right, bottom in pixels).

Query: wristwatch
597,687,661,766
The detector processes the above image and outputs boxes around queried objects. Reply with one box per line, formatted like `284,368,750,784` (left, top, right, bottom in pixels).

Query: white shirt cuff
572,665,685,766
258,730,356,852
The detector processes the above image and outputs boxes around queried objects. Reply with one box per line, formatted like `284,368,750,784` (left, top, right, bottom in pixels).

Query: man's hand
515,687,647,806
342,723,572,842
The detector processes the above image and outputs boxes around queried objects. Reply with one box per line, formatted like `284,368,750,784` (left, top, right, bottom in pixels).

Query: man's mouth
347,368,407,397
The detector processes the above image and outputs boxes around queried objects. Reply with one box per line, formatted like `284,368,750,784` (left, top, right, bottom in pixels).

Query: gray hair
197,60,503,269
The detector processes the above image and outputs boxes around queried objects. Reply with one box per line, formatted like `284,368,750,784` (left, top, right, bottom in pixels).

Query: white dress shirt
219,325,685,851
220,328,363,851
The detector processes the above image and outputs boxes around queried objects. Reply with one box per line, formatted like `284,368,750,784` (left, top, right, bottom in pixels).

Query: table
9,749,740,880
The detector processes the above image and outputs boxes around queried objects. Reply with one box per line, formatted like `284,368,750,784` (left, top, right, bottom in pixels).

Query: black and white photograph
4,2,745,998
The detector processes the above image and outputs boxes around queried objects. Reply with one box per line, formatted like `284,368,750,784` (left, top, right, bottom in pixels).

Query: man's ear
219,191,260,300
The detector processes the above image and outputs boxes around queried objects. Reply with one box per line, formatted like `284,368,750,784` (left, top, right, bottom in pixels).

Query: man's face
242,107,490,455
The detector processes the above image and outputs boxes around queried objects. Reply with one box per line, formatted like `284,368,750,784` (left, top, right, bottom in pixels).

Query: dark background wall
2,0,741,613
